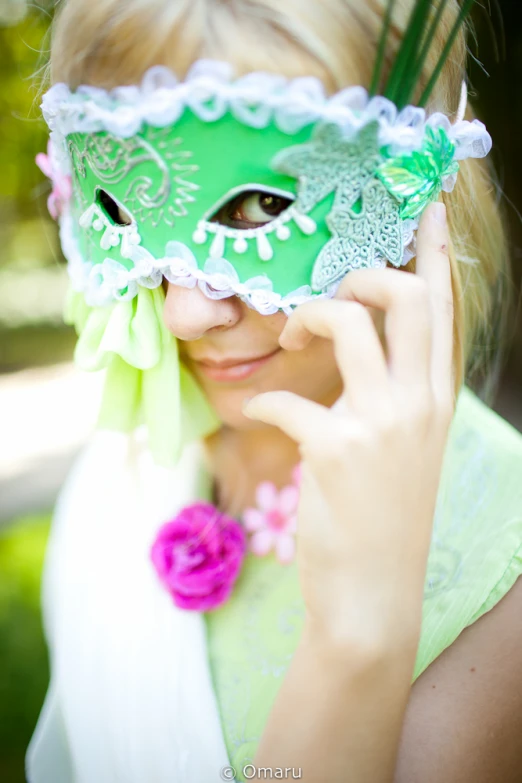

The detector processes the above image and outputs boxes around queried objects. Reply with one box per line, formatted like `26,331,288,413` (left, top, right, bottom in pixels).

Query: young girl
27,0,522,781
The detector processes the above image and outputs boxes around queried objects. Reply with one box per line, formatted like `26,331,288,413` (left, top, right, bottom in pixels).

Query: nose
163,281,243,340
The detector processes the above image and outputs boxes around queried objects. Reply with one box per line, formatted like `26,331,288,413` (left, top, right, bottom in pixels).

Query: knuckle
398,275,431,307
334,301,374,335
374,406,402,438
306,421,366,466
391,389,436,432
335,268,377,297
344,300,372,322
409,394,436,427
325,431,353,463
404,391,455,434
433,291,454,319
381,415,403,440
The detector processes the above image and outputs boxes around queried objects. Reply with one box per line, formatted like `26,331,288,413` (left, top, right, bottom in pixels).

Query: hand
242,202,456,653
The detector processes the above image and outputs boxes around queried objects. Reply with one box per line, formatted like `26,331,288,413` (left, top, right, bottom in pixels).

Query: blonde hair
47,0,514,403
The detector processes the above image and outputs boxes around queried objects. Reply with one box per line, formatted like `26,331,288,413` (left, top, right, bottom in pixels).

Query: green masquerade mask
43,64,490,313
38,3,490,466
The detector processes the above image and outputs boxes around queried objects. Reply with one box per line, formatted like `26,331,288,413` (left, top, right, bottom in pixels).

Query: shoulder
398,389,522,780
415,385,522,677
396,574,522,782
438,384,522,550
440,384,522,607
448,384,522,469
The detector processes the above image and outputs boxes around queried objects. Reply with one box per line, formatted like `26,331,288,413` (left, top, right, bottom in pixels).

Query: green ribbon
64,286,221,467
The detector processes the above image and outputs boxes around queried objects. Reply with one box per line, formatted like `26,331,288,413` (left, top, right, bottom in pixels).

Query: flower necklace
150,463,302,612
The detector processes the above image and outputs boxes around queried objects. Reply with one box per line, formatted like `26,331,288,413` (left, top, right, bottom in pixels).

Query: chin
202,386,267,429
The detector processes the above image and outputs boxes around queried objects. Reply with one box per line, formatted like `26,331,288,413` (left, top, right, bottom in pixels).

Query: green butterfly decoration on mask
377,126,460,220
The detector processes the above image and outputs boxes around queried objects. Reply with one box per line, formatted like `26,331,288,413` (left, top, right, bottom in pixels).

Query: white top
25,430,229,783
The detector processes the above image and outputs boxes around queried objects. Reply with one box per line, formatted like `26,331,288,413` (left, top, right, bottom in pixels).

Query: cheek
188,336,342,430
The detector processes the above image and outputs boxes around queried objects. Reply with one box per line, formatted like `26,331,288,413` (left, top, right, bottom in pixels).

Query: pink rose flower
150,502,246,612
242,471,300,565
35,140,72,220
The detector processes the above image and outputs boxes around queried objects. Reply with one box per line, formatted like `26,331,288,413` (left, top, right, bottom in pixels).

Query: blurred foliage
0,5,53,220
0,4,74,372
0,514,51,783
0,1,53,27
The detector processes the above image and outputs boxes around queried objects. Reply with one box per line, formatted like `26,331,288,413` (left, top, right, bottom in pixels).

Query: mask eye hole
209,188,294,231
96,189,132,226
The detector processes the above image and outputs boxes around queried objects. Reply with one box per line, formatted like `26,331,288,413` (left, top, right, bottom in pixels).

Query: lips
192,348,281,369
189,347,282,382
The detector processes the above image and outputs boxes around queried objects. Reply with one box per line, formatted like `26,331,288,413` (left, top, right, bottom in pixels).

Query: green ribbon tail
63,283,221,467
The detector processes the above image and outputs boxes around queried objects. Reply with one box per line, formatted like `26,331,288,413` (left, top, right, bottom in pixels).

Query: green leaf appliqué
273,121,404,289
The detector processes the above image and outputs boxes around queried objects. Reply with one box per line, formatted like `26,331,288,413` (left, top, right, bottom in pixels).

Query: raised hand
243,202,455,652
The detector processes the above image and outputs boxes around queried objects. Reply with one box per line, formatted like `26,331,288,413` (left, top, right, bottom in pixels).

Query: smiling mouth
189,347,282,381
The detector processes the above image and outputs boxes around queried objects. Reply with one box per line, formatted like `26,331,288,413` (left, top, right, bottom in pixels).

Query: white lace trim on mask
42,60,492,164
60,211,417,316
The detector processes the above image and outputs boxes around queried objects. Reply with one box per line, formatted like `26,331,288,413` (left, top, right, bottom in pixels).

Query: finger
414,202,454,403
242,390,337,444
279,298,391,413
333,266,432,390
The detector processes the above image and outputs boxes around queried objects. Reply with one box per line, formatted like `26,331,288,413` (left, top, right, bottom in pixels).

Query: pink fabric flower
35,141,72,220
150,502,246,612
242,471,300,565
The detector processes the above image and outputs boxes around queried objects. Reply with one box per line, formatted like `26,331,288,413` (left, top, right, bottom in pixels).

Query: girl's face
162,186,385,429
164,282,337,428
163,279,384,430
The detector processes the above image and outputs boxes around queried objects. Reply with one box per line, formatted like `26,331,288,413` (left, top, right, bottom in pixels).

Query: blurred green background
0,1,521,781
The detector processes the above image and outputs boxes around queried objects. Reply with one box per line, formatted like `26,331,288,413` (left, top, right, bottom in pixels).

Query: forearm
253,615,421,783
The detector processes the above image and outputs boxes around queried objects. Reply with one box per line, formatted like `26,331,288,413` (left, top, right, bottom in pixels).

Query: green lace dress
204,385,522,779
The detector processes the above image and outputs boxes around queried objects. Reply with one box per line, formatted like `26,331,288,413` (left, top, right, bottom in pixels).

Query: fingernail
430,202,447,226
242,396,253,415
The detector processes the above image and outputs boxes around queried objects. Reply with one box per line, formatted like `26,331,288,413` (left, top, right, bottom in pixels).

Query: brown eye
256,194,289,217
96,189,132,226
211,190,293,230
